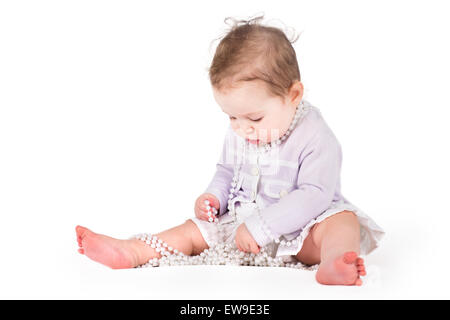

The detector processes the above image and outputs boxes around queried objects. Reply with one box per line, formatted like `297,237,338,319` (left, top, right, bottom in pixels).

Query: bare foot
315,251,366,286
75,225,155,269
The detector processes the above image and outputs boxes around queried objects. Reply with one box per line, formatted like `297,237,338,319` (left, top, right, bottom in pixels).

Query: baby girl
76,16,385,286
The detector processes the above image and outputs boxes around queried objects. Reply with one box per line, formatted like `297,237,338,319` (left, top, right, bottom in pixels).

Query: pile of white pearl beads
204,200,218,223
131,233,318,271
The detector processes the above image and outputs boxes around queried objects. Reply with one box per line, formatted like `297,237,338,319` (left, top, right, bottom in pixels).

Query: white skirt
189,199,385,264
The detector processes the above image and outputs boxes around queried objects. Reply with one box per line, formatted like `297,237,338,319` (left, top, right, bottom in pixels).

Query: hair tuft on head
208,13,302,100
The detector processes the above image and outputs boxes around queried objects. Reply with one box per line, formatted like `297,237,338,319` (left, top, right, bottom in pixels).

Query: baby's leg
76,219,209,269
295,210,366,286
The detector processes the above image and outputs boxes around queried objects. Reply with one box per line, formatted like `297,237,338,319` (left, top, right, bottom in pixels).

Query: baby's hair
208,13,301,101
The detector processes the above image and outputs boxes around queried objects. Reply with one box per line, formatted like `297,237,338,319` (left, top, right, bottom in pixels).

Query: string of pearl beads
204,199,219,223
247,102,311,154
130,233,185,264
131,233,317,270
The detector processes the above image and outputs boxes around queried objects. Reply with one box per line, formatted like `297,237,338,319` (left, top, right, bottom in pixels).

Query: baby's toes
357,265,366,276
76,225,92,242
77,236,83,247
356,257,366,275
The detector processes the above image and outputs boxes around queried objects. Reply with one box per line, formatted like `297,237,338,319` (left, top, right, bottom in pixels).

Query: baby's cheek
231,126,245,139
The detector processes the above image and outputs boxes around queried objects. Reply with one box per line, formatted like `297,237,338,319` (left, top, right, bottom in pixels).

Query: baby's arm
244,128,342,247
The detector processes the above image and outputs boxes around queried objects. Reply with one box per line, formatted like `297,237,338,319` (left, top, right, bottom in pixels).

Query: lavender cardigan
204,100,352,247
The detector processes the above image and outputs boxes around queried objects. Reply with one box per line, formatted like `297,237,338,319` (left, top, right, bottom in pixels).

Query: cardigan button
279,189,288,198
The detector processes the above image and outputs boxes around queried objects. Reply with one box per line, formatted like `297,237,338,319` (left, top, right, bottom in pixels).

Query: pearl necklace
131,232,318,271
249,100,310,153
226,101,311,230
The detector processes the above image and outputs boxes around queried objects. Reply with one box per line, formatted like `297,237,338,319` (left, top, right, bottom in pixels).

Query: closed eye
228,116,263,122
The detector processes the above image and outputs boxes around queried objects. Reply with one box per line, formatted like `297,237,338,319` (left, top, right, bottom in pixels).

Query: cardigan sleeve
244,129,342,247
204,127,235,216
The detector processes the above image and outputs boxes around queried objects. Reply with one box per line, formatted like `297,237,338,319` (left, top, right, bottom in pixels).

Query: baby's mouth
246,137,260,145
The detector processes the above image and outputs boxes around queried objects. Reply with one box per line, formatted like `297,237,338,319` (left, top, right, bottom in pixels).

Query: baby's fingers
203,195,220,210
202,199,219,212
251,244,260,254
235,238,243,252
201,201,218,223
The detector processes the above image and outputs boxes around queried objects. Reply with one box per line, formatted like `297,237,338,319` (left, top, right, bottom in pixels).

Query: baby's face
212,80,303,145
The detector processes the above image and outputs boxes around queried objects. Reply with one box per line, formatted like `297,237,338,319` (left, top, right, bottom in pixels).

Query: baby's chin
245,137,275,146
240,130,285,145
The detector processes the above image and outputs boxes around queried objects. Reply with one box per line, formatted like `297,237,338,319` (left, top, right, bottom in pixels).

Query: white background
1,0,449,299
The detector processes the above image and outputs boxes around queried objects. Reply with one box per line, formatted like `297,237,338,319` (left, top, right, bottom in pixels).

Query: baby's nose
244,127,257,139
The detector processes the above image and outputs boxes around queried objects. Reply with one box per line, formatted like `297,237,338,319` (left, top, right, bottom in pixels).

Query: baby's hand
235,223,260,254
194,193,220,222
